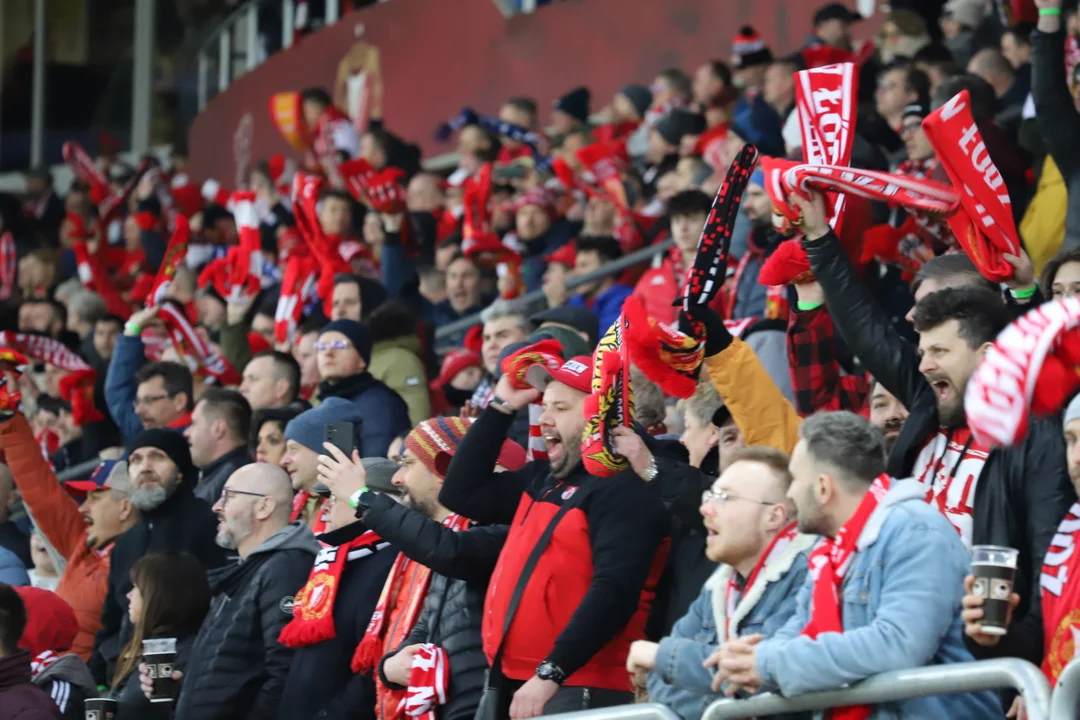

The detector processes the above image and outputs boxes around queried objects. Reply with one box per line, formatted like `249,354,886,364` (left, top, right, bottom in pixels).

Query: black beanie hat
126,429,197,483
732,26,774,70
655,109,707,147
553,86,591,124
319,319,373,365
619,84,653,119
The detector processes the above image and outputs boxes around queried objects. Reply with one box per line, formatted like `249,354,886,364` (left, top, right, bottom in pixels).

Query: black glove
685,305,732,358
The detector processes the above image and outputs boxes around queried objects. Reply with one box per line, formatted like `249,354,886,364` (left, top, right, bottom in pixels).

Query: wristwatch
347,487,373,511
641,456,659,483
536,661,567,685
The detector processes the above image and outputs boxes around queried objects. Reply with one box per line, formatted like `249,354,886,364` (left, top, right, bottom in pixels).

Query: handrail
702,659,1051,720
1050,658,1080,719
543,702,681,720
56,457,106,482
433,238,674,340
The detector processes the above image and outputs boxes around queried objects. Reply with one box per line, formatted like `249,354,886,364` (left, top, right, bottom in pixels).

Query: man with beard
708,412,999,718
868,379,908,454
796,190,1075,669
140,463,319,719
0,407,138,660
91,429,228,685
439,357,670,716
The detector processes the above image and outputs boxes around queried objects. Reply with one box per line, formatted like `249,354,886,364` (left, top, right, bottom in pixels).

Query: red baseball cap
527,356,594,394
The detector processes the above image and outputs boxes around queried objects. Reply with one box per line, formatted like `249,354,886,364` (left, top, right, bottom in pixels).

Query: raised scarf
274,254,319,345
435,107,546,162
157,301,242,386
0,333,100,425
0,232,15,301
725,522,798,639
62,142,148,224
291,172,354,317
802,474,892,720
582,320,633,477
921,91,1021,282
144,216,190,308
279,529,389,647
352,513,471,673
399,644,450,720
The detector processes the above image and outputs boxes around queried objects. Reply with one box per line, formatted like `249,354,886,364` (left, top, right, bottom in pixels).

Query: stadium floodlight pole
131,0,155,154
30,0,47,168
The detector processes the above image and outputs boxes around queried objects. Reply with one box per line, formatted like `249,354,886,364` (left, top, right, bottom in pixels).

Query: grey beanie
1065,393,1080,431
284,397,365,454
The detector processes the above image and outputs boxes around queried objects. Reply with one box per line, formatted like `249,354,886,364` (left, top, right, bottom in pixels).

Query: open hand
317,444,366,498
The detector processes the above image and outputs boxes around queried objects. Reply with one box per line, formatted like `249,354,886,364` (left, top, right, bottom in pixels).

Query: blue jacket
0,546,28,586
647,534,815,720
104,334,148,439
568,283,633,337
316,373,412,458
754,481,1002,719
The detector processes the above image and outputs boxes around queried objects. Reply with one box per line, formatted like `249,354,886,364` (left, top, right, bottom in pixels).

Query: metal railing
433,238,673,340
701,659,1051,720
1050,659,1080,719
544,703,680,720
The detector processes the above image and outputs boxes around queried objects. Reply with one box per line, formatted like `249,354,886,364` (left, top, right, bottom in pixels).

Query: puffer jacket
361,492,505,720
805,229,1077,666
32,654,96,720
174,522,319,720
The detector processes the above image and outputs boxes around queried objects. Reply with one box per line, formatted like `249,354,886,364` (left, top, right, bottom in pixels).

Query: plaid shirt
787,305,869,417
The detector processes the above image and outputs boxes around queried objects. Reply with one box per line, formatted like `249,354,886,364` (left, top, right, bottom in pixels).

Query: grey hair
479,299,531,334
798,411,886,489
677,379,723,427
67,290,108,325
631,367,666,429
53,278,85,305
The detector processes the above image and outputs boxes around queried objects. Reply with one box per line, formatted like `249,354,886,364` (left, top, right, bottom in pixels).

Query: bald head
233,463,294,521
968,49,1015,97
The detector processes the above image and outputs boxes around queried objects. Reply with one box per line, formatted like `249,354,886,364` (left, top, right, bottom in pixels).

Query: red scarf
1040,501,1080,685
921,91,1021,282
352,514,471,674
0,231,15,301
157,302,241,386
275,255,319,345
290,491,328,534
279,529,388,647
399,644,450,720
802,474,892,720
145,217,190,308
725,522,798,638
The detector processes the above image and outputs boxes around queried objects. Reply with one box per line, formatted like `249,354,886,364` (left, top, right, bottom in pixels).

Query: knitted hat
319,319,373,365
126,429,197,484
553,86,591,124
1065,393,1080,432
732,26,774,69
404,416,474,477
436,349,483,386
15,587,78,657
284,397,366,454
618,84,653,118
902,102,930,121
655,109,707,147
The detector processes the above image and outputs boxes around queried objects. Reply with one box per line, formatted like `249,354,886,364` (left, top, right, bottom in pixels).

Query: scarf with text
1041,501,1080,685
279,529,390,647
725,522,798,639
582,322,633,477
291,172,355,317
965,297,1080,448
399,644,450,720
0,334,100,425
352,513,471,673
435,107,546,161
802,474,892,720
921,91,1021,283
157,301,242,386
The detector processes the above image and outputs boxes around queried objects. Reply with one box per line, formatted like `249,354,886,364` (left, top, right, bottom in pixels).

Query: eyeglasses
134,393,173,409
315,340,351,352
701,488,779,507
221,488,267,506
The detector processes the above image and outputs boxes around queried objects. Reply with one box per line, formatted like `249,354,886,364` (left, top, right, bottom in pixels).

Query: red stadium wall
188,0,878,185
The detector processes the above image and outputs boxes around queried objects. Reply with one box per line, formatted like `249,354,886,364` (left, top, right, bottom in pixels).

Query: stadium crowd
1,0,1080,718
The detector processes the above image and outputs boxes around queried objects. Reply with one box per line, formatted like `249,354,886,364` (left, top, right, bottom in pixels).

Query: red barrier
188,0,876,185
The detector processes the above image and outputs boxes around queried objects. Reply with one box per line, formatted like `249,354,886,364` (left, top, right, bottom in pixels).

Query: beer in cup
142,637,179,703
970,545,1019,635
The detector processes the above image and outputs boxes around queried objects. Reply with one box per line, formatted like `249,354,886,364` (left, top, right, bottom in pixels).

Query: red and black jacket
439,406,670,691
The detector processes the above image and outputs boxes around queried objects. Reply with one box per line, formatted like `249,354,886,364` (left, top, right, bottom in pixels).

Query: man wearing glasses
627,446,815,720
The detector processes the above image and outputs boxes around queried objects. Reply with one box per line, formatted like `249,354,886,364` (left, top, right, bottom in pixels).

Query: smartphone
323,422,356,457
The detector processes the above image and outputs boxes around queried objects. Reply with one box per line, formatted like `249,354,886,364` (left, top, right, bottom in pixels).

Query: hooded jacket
32,654,96,720
805,229,1076,666
278,521,396,720
91,473,230,685
175,521,319,720
0,415,114,661
0,651,60,720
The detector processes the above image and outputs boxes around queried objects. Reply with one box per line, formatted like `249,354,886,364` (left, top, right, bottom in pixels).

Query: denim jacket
647,533,816,720
755,480,1002,719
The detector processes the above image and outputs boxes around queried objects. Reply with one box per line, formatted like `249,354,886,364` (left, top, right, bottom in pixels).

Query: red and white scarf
921,91,1021,283
725,522,798,639
275,255,319,345
290,491,328,535
802,474,892,720
144,217,190,308
279,529,390,648
157,302,241,386
398,644,450,720
29,650,60,678
0,334,101,426
1040,502,1080,685
0,333,89,372
352,513,471,674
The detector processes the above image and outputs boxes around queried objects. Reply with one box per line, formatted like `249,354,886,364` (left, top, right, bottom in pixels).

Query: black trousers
498,678,633,717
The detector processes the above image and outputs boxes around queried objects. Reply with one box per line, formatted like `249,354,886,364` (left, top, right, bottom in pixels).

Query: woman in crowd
252,408,301,467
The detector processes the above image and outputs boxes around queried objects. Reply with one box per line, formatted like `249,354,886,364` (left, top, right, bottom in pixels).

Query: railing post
1050,659,1080,719
282,0,295,49
325,0,340,25
198,51,209,110
29,0,47,168
218,28,232,95
245,3,260,71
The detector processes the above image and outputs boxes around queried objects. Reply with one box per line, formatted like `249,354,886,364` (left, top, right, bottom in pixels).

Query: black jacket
194,445,251,504
1032,28,1080,247
113,635,197,720
278,522,396,720
805,229,1077,665
175,522,319,720
91,483,230,685
361,493,505,720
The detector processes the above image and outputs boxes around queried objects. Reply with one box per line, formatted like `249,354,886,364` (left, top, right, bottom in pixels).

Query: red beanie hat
15,587,78,657
436,349,483,386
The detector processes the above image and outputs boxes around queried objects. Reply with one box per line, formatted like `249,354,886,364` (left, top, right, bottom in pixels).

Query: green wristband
124,321,141,335
1011,285,1038,300
796,300,823,311
1039,7,1062,15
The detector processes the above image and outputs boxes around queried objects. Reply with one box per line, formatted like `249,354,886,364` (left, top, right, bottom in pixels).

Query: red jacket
632,246,726,326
